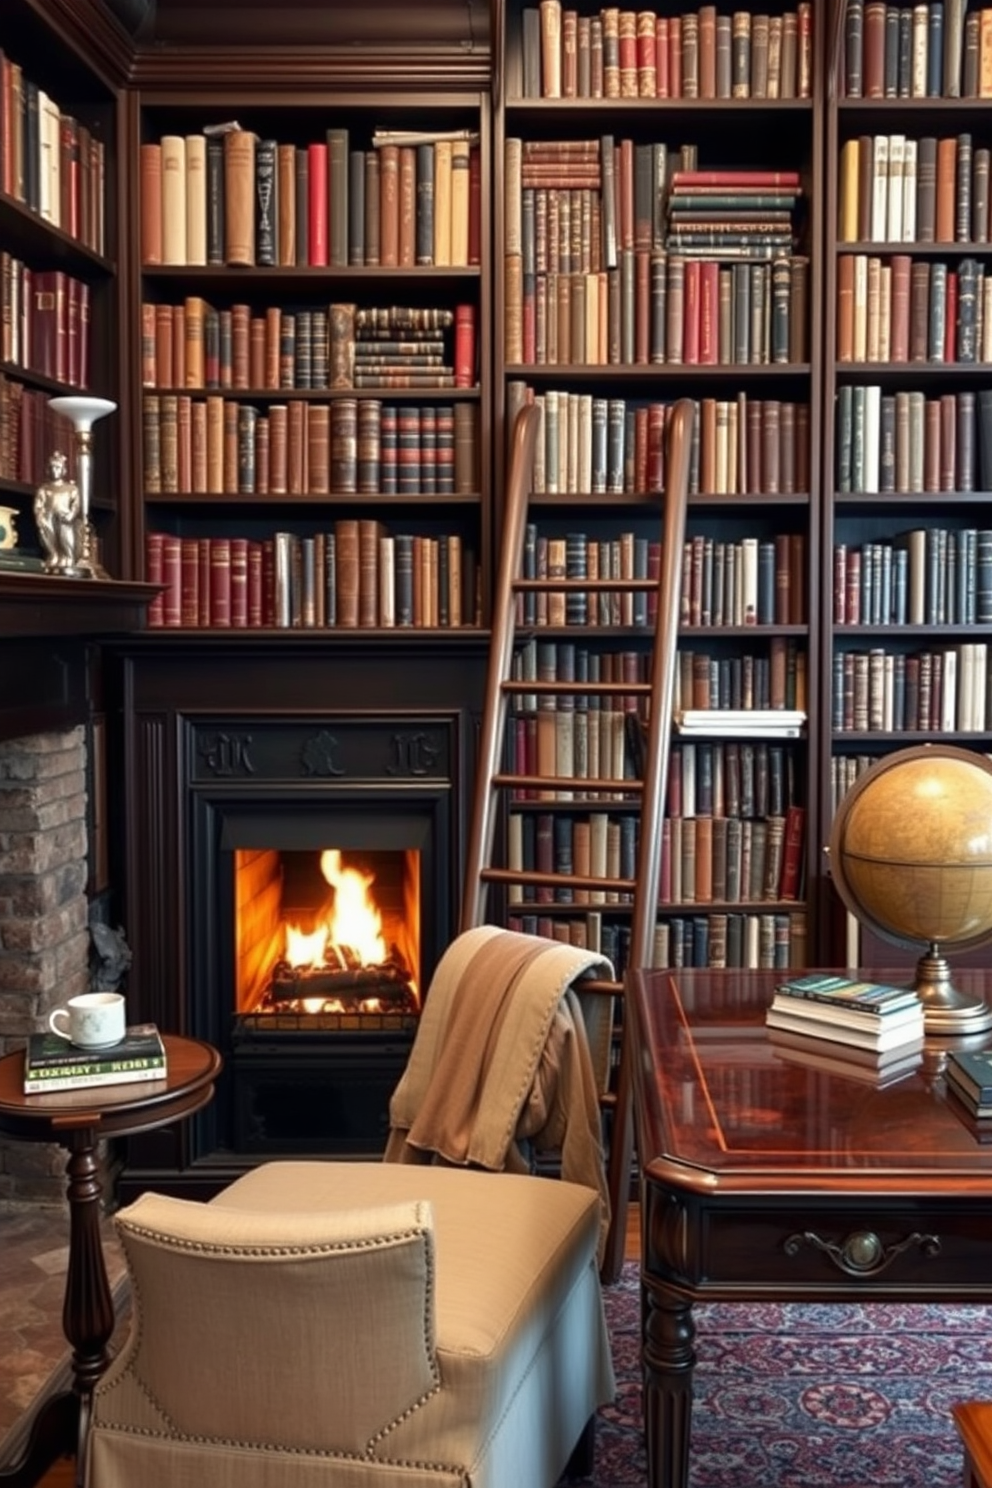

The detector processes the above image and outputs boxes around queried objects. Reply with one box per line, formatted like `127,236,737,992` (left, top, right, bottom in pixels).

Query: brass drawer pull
784,1228,941,1278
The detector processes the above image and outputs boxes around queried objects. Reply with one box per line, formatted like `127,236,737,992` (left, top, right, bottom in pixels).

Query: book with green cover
25,1023,165,1074
945,1048,992,1107
774,973,920,1016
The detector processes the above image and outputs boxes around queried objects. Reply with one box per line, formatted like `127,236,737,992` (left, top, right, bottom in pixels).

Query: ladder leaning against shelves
461,396,694,1284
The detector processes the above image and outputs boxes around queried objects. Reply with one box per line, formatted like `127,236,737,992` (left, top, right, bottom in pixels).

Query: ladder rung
491,773,643,792
480,867,636,893
513,578,656,590
501,679,651,694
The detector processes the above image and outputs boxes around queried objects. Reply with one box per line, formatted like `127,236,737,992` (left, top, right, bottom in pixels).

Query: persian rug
592,1261,991,1487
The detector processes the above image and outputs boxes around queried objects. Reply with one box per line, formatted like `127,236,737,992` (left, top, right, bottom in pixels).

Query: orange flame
283,849,387,968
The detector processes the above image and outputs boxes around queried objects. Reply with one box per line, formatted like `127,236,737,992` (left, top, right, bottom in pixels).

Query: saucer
71,1038,124,1052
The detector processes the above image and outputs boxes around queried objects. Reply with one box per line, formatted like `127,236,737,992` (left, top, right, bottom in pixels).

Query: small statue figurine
34,450,81,575
90,920,132,993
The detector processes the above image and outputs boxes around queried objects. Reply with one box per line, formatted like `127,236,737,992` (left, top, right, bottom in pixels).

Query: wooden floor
31,1205,641,1488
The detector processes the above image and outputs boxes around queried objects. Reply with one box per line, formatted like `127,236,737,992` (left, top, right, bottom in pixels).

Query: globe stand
912,946,992,1036
829,744,992,1040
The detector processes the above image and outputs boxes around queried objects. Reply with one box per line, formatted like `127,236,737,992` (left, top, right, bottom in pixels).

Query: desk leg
642,1278,696,1488
63,1132,115,1487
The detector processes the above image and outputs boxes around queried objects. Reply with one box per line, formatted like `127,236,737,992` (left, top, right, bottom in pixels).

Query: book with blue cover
774,973,921,1016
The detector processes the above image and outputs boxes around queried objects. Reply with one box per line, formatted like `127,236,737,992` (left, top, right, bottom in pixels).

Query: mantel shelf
0,573,162,638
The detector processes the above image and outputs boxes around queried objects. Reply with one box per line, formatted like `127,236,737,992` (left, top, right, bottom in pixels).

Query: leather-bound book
206,137,224,266
364,148,380,265
236,403,257,494
223,128,256,266
249,315,265,389
540,0,562,96
209,537,231,628
176,394,192,491
329,302,355,389
334,518,360,627
267,403,288,494
191,399,207,493
185,134,207,266
231,303,250,390
331,397,358,492
379,144,399,265
449,140,470,266
140,142,162,264
294,146,309,265
145,532,165,626
358,518,383,626
254,414,269,494
143,394,161,494
161,135,187,265
909,259,931,359
433,139,452,266
253,140,277,267
229,537,249,629
916,135,938,241
348,147,365,266
307,402,330,494
935,135,957,240
277,143,296,266
222,399,238,492
183,296,205,389
398,147,417,266
159,393,179,492
327,127,349,267
161,536,182,627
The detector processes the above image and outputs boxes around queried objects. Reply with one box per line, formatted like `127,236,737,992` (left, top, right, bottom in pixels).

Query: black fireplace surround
112,638,486,1199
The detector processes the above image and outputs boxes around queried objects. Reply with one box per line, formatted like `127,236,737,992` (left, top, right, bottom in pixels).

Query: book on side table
24,1023,167,1093
944,1048,992,1118
765,973,926,1054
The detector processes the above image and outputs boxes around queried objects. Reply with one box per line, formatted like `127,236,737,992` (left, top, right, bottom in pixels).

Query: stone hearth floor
0,1202,127,1457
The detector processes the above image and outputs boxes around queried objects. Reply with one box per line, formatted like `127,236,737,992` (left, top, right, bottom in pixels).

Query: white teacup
49,992,126,1050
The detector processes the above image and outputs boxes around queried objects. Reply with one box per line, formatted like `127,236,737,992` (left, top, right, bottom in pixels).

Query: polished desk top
626,968,992,1197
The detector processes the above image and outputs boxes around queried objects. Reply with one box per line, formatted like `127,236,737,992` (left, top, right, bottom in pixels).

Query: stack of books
765,973,926,1056
944,1049,992,1119
23,1024,167,1094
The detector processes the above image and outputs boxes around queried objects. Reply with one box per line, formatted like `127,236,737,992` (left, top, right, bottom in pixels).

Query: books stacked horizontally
944,1049,992,1119
767,1024,924,1088
765,972,926,1058
24,1024,167,1094
665,167,803,261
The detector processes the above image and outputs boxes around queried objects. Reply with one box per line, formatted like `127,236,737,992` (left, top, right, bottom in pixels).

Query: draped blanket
385,926,614,1263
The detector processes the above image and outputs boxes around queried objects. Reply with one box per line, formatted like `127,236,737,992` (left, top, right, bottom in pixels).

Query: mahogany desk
625,967,992,1488
0,1034,221,1488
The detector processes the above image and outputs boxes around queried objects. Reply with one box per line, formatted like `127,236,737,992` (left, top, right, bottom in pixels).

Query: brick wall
0,727,90,1202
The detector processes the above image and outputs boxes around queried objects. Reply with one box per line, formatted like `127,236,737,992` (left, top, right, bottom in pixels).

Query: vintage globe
829,745,992,1035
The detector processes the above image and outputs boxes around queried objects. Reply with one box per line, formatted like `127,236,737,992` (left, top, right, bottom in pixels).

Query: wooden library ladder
461,397,695,1285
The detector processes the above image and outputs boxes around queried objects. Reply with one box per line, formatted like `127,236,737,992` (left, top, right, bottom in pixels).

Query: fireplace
111,637,486,1196
188,733,453,1158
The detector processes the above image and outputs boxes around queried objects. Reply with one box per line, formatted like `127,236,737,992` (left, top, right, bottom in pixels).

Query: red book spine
655,16,670,97
161,535,182,627
209,536,232,627
454,303,476,387
180,537,200,625
230,536,249,627
668,15,682,97
682,258,701,363
779,806,806,899
262,539,276,625
671,169,803,188
198,537,211,626
699,260,719,364
248,540,264,626
647,402,665,490
307,142,328,266
145,532,165,627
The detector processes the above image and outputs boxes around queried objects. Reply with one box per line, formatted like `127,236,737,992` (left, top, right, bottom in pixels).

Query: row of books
525,2,814,101
832,642,992,732
0,259,93,391
23,1024,166,1094
837,254,992,365
833,527,992,627
838,131,990,246
146,526,479,631
0,48,106,255
835,386,992,495
512,250,809,367
842,0,990,101
667,738,801,820
0,375,78,486
140,127,482,270
142,395,479,498
682,531,806,629
652,908,807,969
677,639,807,715
766,972,925,1055
506,912,634,973
506,801,804,906
518,532,658,629
507,384,811,498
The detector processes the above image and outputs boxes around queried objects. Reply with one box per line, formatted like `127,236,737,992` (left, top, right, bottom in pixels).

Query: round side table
0,1034,221,1487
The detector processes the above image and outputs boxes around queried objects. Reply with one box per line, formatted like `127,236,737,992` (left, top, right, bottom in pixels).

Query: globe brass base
913,950,992,1036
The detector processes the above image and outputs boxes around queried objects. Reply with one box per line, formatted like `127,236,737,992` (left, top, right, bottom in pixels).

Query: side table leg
63,1133,115,1487
642,1278,696,1488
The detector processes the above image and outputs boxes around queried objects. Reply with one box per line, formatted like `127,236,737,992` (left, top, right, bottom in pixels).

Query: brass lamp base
913,948,992,1035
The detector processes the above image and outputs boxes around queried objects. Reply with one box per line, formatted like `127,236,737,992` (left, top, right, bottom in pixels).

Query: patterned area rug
593,1262,990,1486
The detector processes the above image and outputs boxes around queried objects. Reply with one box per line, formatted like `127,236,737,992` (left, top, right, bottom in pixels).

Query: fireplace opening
234,846,421,1026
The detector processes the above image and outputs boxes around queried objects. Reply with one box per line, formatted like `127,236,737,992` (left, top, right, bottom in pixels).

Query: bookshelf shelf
823,0,992,966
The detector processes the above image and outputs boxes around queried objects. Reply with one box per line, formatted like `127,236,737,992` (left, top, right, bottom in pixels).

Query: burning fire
284,849,387,970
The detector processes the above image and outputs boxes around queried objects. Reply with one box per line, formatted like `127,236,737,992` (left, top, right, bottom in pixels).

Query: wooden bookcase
124,66,492,633
822,0,992,961
491,0,824,971
0,0,125,575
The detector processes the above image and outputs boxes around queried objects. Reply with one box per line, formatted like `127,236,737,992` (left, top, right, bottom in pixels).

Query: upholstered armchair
87,1160,615,1488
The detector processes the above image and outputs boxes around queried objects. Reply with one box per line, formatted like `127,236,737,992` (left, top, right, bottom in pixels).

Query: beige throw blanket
384,925,614,1263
